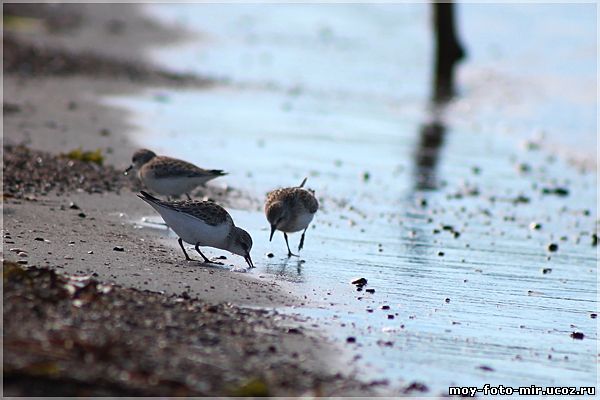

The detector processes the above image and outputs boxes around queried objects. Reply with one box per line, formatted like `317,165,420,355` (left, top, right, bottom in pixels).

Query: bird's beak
269,225,276,241
244,253,254,269
124,165,133,175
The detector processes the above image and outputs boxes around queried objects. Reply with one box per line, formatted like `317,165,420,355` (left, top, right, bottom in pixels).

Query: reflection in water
413,108,446,191
264,257,305,282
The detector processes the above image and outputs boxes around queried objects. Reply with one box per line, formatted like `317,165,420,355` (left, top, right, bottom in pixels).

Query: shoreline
3,3,378,396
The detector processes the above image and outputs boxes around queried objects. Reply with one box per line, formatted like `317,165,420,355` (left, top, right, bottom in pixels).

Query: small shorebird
265,177,319,257
138,191,254,268
125,149,227,200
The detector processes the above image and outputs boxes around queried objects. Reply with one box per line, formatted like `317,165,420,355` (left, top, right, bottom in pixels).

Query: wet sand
2,4,382,396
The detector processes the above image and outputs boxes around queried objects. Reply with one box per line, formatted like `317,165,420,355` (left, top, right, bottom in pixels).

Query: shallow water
106,3,597,393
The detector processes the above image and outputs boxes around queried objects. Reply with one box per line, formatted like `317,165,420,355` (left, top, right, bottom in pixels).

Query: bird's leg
195,243,211,263
185,193,192,200
298,227,308,251
284,233,298,257
178,238,192,261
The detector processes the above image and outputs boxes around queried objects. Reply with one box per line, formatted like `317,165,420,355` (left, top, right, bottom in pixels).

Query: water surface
107,3,597,393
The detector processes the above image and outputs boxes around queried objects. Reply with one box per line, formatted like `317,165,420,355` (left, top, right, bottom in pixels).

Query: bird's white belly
142,175,206,196
153,205,230,249
280,211,315,233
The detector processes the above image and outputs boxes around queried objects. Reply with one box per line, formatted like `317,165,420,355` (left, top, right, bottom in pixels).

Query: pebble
547,243,558,252
351,277,367,286
541,268,552,274
69,202,80,210
529,222,542,230
570,332,584,340
590,313,597,319
78,212,86,218
34,237,45,241
365,289,375,294
346,336,356,343
438,251,445,256
266,253,274,258
542,187,569,196
113,246,124,252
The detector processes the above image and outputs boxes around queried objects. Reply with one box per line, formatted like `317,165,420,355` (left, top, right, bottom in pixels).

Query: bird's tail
209,169,227,176
138,190,160,204
298,177,308,188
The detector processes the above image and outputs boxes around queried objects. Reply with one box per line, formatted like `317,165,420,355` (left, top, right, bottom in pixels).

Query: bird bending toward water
126,149,227,200
138,191,254,268
265,177,319,257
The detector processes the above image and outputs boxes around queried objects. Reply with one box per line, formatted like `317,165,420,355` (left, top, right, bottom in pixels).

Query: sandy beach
2,4,387,396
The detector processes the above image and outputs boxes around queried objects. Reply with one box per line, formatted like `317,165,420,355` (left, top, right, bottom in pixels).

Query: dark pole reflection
414,107,446,191
412,1,465,192
406,2,466,259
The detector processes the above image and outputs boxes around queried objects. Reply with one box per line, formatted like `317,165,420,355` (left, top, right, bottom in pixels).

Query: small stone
445,298,451,303
346,336,356,343
87,251,94,254
380,305,390,310
438,251,445,256
387,314,394,319
477,365,495,372
547,243,558,252
78,212,86,218
590,313,597,319
113,246,124,252
69,202,80,210
266,252,274,258
529,222,542,230
592,233,597,246
542,187,569,196
570,332,584,340
541,268,552,274
351,277,367,286
34,237,45,241
365,288,375,294
181,291,190,300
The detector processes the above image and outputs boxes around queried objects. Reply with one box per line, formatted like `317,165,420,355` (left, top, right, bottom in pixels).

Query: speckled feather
143,156,225,179
143,195,233,226
265,187,319,213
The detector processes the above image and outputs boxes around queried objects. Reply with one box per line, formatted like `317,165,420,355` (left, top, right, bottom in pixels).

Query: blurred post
432,1,465,102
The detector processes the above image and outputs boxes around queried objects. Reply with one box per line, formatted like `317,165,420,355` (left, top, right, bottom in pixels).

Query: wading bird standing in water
125,149,227,200
138,191,254,269
265,177,319,257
